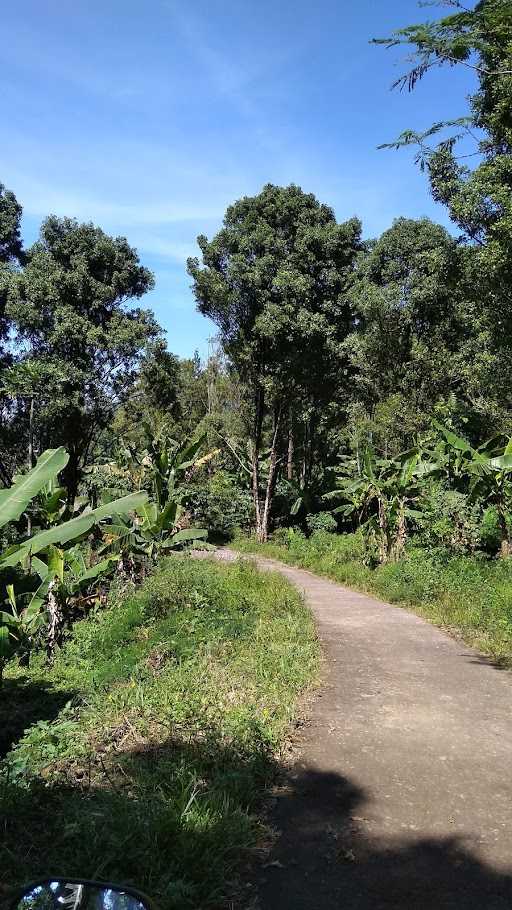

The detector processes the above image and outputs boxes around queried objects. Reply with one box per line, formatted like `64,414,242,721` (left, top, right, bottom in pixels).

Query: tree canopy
6,216,158,497
188,183,362,539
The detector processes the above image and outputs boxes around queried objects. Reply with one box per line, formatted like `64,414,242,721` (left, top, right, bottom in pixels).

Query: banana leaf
0,491,148,568
163,527,208,547
0,448,69,530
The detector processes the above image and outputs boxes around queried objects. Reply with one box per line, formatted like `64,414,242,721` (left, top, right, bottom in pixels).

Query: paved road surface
219,550,512,909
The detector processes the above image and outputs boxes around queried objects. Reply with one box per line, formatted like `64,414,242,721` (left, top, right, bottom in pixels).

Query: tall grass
234,530,512,664
0,556,318,909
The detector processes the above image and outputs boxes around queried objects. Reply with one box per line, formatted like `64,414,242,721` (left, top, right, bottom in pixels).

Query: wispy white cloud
0,23,149,105
7,175,223,226
132,236,200,262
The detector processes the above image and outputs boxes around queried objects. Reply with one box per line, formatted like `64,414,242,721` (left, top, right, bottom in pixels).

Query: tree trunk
252,445,263,539
498,506,511,557
251,386,265,540
300,418,308,490
0,456,12,488
392,500,407,562
259,405,282,543
378,497,390,564
28,396,35,470
287,408,294,481
64,450,79,508
46,581,64,662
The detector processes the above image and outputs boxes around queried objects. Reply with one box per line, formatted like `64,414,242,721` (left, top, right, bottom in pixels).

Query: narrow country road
220,551,512,909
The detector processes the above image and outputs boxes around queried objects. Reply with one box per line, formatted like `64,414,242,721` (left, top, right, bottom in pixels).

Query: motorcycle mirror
12,879,154,910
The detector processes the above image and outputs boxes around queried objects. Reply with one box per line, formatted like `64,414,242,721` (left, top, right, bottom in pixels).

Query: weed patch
0,556,318,909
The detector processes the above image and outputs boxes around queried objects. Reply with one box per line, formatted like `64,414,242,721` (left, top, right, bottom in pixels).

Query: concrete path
220,551,512,909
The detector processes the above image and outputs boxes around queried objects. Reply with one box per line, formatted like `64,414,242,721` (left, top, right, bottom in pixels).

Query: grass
233,530,512,665
0,555,319,909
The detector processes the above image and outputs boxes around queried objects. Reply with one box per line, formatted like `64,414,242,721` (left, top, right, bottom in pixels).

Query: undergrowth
234,530,512,665
0,556,318,909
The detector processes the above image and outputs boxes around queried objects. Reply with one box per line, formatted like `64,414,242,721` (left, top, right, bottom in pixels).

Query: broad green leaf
31,556,49,580
433,421,473,455
137,501,158,528
333,504,355,516
25,573,54,622
0,491,148,568
47,546,64,583
489,454,512,471
414,460,439,478
6,584,16,611
0,448,69,530
159,498,178,531
166,527,208,546
74,556,118,588
176,434,207,471
399,454,419,487
363,449,376,482
0,611,18,627
0,624,14,659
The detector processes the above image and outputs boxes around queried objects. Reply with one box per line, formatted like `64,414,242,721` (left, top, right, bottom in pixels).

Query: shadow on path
257,766,512,910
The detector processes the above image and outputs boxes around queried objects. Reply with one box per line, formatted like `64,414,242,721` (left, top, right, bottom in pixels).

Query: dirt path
220,550,512,909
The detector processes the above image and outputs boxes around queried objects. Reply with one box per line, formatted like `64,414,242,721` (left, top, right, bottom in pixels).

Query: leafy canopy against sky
1,0,476,357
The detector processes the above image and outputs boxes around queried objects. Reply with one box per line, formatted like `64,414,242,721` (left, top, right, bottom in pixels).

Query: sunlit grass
234,531,512,665
0,556,319,909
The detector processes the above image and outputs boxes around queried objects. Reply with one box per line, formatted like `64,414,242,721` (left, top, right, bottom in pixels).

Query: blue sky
1,0,474,358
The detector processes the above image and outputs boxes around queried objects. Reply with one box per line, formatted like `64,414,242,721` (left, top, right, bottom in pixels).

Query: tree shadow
0,732,278,909
2,734,512,909
0,676,77,759
462,651,512,672
256,766,512,910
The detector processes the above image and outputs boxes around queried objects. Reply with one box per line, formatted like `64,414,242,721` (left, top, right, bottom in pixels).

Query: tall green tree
0,182,25,485
376,0,512,260
375,1,512,426
188,183,361,540
6,216,158,500
345,217,470,452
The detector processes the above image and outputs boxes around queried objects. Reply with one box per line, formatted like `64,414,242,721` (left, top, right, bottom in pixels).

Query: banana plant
0,490,148,570
101,429,211,571
1,544,119,668
0,448,69,531
325,449,437,563
36,477,68,526
101,493,208,573
144,427,207,508
0,583,47,683
433,424,512,556
0,448,148,670
0,447,148,568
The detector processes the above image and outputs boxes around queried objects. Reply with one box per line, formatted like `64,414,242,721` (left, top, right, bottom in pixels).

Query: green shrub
306,511,338,534
479,506,512,555
416,485,482,554
184,471,254,540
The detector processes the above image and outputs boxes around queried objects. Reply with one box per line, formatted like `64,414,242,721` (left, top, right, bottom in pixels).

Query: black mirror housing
11,878,155,910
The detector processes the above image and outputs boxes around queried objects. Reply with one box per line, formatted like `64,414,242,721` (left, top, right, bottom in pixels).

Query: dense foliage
188,184,362,542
